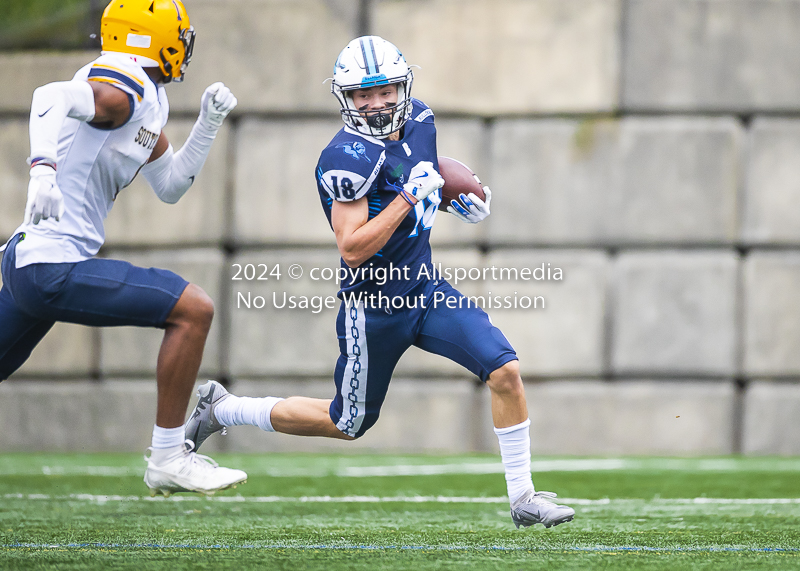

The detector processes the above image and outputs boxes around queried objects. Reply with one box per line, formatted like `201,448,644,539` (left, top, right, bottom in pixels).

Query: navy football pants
329,280,518,438
0,233,188,381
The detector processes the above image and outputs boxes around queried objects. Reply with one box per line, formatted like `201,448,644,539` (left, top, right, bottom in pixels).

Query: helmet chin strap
159,49,174,84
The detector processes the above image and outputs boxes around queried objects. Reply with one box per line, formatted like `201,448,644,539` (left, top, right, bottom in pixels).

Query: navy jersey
315,99,441,298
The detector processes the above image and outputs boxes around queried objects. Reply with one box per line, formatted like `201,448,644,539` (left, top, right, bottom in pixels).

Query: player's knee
325,423,356,441
170,283,214,331
190,286,215,330
338,416,376,441
487,360,523,397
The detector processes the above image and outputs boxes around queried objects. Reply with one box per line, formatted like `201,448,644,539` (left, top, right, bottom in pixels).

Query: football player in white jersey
0,0,247,497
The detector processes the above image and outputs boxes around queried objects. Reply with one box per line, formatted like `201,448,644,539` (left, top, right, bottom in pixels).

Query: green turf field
1,454,799,570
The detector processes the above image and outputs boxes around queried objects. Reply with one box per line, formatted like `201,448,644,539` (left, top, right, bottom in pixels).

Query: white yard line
2,457,800,478
342,458,800,476
3,493,800,505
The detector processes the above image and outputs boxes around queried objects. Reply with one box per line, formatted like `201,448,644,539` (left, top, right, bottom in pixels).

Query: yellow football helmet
100,0,195,83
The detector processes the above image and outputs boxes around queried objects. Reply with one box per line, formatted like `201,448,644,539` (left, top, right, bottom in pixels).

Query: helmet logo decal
359,37,380,75
336,142,372,163
126,33,152,48
359,73,388,89
172,0,182,20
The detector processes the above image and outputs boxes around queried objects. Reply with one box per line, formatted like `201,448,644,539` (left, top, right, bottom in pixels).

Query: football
437,156,485,212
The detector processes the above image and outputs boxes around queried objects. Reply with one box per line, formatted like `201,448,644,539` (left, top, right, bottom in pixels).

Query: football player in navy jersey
187,36,574,529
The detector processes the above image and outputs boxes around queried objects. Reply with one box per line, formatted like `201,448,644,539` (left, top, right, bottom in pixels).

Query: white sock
214,395,284,432
151,425,186,449
494,418,534,505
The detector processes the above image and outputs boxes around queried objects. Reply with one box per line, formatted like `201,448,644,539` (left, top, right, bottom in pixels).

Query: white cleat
185,380,230,452
143,441,247,497
510,490,575,529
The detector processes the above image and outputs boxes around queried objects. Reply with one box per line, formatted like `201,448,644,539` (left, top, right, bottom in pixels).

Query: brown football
437,156,485,212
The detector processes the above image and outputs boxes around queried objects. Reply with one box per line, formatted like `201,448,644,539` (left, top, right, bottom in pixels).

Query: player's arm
30,80,131,162
140,83,236,204
88,82,134,128
331,161,444,268
25,79,131,224
332,195,415,268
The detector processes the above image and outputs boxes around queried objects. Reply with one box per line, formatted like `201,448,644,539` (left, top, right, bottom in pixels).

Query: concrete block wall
623,0,800,111
488,118,741,244
2,0,800,455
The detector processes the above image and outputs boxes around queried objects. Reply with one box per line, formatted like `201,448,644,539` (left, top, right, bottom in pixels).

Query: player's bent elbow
340,248,368,269
31,84,61,122
152,177,192,204
33,82,62,101
32,84,50,102
339,238,376,268
341,254,362,269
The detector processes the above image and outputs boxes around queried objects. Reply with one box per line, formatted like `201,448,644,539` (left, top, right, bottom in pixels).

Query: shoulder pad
320,137,383,175
411,99,434,123
318,149,386,202
86,53,149,103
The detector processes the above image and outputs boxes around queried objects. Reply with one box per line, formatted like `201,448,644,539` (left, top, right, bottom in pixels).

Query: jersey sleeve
411,99,435,125
84,54,148,118
316,143,386,203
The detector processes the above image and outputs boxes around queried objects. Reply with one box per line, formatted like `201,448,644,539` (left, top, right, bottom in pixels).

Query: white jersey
12,52,169,268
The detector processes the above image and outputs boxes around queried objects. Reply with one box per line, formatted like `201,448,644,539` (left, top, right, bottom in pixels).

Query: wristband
400,189,418,207
29,157,56,171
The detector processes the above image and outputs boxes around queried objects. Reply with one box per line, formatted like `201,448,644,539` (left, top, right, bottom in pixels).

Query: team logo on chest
336,141,371,162
135,127,159,150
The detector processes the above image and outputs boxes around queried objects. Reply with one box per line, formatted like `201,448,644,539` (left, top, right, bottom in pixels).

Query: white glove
447,186,492,224
25,165,64,225
403,161,444,202
199,82,237,131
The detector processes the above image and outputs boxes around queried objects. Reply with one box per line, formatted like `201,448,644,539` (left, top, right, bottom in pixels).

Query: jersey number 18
330,176,355,200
